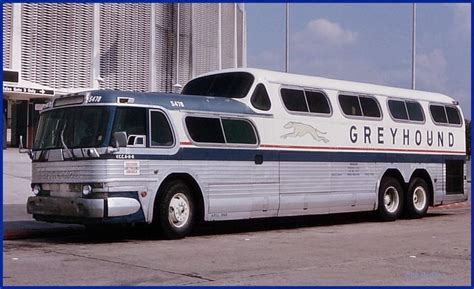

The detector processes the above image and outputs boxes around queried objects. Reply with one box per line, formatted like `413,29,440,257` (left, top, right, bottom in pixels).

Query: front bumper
27,195,144,224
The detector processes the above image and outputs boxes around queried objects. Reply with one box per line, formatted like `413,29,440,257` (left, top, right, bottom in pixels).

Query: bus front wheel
405,178,430,219
154,180,194,239
377,177,404,221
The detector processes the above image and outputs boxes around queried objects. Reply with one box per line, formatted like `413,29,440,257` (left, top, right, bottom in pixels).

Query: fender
146,168,207,223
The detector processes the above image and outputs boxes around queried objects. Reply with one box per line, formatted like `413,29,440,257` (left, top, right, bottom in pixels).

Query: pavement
2,148,472,285
3,149,83,240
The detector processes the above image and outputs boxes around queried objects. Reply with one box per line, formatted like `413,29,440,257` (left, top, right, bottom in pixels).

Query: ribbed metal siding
100,4,151,91
21,4,93,89
155,3,175,92
192,4,220,76
3,3,13,69
221,4,235,69
236,5,244,68
177,4,192,87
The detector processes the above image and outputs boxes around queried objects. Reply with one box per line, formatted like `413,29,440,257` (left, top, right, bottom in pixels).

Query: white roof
197,68,456,104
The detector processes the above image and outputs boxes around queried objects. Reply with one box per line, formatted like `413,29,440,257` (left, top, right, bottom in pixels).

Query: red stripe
180,141,464,155
260,144,465,154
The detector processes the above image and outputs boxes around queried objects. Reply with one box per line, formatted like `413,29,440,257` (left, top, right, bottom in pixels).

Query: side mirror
112,131,128,148
19,135,33,159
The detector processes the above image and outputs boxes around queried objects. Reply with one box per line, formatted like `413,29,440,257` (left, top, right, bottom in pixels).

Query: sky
245,3,471,118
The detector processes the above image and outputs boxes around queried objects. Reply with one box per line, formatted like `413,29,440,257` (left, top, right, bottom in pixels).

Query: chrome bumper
27,196,141,219
27,196,105,218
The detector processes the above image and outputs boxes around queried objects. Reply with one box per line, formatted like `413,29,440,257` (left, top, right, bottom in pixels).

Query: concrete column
11,3,22,72
218,3,222,70
92,4,101,89
150,4,157,91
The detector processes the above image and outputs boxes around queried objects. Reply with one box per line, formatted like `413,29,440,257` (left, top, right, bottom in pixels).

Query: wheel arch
150,172,206,224
409,169,434,206
375,168,407,210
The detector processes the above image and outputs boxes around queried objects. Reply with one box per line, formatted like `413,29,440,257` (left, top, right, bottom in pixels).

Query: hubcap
383,186,400,214
413,186,427,211
168,193,190,228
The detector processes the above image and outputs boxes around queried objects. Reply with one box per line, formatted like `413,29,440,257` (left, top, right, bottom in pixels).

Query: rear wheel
154,181,194,239
405,178,430,219
377,177,404,221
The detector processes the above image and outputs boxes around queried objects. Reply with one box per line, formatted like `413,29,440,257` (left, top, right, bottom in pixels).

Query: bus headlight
82,185,92,196
32,184,41,195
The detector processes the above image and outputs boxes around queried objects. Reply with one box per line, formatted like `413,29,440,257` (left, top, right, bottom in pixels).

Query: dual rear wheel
377,177,430,221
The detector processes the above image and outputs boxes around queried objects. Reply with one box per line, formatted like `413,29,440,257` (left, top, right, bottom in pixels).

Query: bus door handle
255,154,263,165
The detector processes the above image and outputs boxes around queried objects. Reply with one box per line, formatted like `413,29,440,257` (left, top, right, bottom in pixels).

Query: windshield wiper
60,120,76,160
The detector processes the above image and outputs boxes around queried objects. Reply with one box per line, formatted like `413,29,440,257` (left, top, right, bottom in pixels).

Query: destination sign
3,85,54,95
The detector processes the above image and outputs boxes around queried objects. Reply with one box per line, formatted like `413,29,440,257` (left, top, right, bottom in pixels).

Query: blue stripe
106,148,465,164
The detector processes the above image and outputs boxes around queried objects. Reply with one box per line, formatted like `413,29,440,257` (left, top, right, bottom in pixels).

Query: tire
154,181,194,239
405,178,430,219
377,177,404,221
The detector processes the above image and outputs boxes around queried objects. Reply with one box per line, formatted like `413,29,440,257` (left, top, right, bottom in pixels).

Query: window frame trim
279,86,333,118
386,98,426,124
429,103,463,127
337,92,383,121
183,114,260,148
148,108,177,148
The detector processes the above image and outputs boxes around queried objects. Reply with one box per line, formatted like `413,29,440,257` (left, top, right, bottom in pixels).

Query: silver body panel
31,157,467,223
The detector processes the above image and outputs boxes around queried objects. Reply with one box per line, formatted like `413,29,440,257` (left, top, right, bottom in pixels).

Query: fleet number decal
116,154,135,159
87,95,102,103
170,100,184,108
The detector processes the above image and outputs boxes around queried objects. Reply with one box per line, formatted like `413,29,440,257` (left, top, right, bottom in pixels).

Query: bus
25,68,468,239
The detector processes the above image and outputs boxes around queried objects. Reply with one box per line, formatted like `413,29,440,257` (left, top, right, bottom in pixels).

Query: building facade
2,3,246,147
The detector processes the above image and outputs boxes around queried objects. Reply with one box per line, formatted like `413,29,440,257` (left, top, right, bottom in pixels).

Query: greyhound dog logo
281,121,329,143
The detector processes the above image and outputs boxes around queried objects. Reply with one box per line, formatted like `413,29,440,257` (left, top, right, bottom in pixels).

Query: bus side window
150,111,174,147
406,101,424,122
222,119,258,144
186,116,225,143
305,91,331,114
446,106,461,125
339,94,362,116
111,107,147,146
430,105,448,124
251,83,271,111
281,88,307,112
359,96,381,118
388,100,408,120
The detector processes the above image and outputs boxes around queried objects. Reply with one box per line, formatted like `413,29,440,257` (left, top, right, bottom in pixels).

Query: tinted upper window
222,119,257,144
406,101,424,122
360,96,381,118
430,105,448,124
281,88,307,112
388,100,425,122
150,111,174,146
446,106,461,125
181,72,254,98
185,117,225,143
251,83,271,111
339,94,362,116
306,91,331,114
388,100,408,120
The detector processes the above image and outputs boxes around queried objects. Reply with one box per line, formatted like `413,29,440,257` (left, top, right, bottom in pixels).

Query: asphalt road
3,205,471,286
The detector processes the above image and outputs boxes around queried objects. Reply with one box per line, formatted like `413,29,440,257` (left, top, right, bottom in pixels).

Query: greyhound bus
25,68,468,239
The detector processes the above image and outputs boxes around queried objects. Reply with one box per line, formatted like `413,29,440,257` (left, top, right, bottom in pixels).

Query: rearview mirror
112,131,128,148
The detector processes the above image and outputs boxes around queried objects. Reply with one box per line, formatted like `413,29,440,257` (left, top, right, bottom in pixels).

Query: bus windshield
33,106,110,150
181,72,254,98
